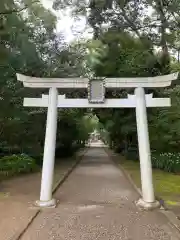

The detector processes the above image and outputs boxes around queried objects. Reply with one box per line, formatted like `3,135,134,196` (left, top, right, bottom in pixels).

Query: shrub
152,152,180,173
29,154,43,166
0,154,39,177
124,145,139,161
55,141,82,159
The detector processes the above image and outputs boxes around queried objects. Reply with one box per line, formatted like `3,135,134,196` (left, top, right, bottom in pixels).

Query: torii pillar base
136,198,160,211
35,199,57,208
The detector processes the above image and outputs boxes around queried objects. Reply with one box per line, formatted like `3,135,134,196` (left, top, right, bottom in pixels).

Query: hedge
0,154,39,177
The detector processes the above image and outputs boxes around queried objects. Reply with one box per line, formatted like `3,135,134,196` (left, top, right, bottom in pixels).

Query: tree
0,0,90,159
53,0,180,73
87,30,166,153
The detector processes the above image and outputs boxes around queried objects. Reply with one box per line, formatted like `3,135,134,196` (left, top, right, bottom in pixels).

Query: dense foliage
1,0,180,176
0,154,39,177
0,0,95,177
52,0,180,173
92,32,180,172
152,152,180,173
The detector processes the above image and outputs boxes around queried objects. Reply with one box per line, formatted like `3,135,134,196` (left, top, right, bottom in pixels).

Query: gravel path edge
15,148,87,240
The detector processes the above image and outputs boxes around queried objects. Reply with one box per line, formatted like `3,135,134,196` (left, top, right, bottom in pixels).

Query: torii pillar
135,87,157,208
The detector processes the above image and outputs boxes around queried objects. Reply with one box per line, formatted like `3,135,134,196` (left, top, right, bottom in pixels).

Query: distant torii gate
16,73,178,210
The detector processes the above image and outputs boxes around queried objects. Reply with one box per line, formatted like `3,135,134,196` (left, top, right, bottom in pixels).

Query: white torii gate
16,72,178,210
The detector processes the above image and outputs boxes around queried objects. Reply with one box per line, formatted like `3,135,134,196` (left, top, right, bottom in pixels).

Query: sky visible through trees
42,0,92,42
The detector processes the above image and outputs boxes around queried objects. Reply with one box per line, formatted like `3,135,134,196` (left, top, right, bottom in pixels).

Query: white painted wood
23,96,171,108
147,98,170,107
16,72,178,88
128,93,153,100
106,72,178,88
39,87,58,206
16,73,89,88
57,99,135,108
128,93,171,107
135,87,155,203
24,98,46,107
42,94,66,100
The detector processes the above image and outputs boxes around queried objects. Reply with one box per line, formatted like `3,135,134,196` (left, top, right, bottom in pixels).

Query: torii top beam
16,72,178,89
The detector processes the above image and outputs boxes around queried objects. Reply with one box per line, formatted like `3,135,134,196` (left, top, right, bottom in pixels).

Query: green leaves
152,152,180,173
83,39,108,77
92,30,179,156
0,154,39,177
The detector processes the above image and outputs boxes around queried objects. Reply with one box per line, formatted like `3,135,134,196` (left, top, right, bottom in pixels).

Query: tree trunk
156,0,170,74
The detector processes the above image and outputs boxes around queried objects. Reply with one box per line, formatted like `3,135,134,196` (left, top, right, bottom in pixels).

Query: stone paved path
20,148,179,240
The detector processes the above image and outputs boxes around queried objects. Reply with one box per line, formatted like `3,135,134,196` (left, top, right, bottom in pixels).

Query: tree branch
0,0,39,15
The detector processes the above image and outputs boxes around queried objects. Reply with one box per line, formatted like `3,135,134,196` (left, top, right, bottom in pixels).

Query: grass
120,159,180,207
